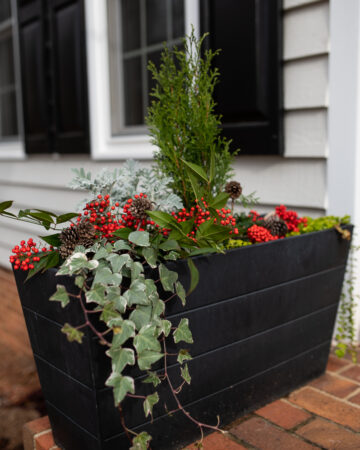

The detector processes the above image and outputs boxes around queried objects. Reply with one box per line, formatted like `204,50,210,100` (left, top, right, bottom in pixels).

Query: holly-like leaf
181,364,191,384
142,247,157,268
142,371,161,387
105,373,135,406
56,212,79,224
173,318,193,344
128,231,150,247
147,210,176,229
49,285,70,308
130,432,152,450
106,347,135,373
159,263,178,293
39,233,61,247
85,284,106,305
177,349,192,365
134,325,161,353
61,323,84,344
110,320,136,346
112,227,132,240
137,350,163,370
143,392,159,418
175,281,186,306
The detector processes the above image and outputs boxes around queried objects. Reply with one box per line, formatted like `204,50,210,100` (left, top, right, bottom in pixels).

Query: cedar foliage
147,29,234,207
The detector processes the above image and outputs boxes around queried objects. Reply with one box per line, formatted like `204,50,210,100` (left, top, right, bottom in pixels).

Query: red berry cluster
118,193,155,232
249,210,263,223
275,205,307,232
10,238,50,271
247,224,278,243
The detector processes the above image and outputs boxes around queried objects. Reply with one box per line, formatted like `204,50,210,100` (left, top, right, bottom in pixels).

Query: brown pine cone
129,197,153,220
225,181,243,199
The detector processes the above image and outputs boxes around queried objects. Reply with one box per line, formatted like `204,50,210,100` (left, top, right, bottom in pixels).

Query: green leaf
177,349,192,365
25,252,51,280
164,251,180,261
106,347,135,373
142,371,161,387
94,247,110,260
93,267,122,286
158,319,172,337
130,432,152,450
181,364,191,384
187,259,199,295
130,261,144,281
173,318,193,344
159,239,180,251
142,247,157,268
124,279,149,306
44,251,60,270
175,281,186,306
28,211,54,223
147,210,176,228
56,212,79,224
61,323,84,343
196,223,230,242
113,240,131,251
209,146,215,183
100,303,120,324
186,170,203,203
188,247,217,257
105,373,135,406
181,159,208,182
86,284,106,305
0,200,13,213
39,234,61,247
129,305,152,330
143,392,159,418
134,325,161,353
128,231,150,247
208,192,230,210
112,227,132,239
107,253,131,273
110,320,136,346
75,275,85,289
159,263,178,292
49,285,70,308
137,350,163,370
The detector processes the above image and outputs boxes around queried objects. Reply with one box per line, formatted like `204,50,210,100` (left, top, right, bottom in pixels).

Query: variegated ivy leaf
134,325,161,353
173,318,194,344
142,371,161,387
61,323,84,344
177,349,192,365
143,392,159,418
128,230,150,247
145,278,159,300
64,252,97,274
175,281,186,306
93,267,122,286
159,263,178,292
158,319,172,337
49,285,70,308
110,319,136,346
105,373,135,406
85,284,106,305
130,261,144,281
151,298,165,320
137,350,163,371
164,251,180,261
106,347,135,373
181,364,191,384
142,247,157,268
123,279,149,306
129,305,152,331
100,303,120,324
106,253,131,273
113,240,131,251
94,247,109,260
75,275,85,289
130,432,152,450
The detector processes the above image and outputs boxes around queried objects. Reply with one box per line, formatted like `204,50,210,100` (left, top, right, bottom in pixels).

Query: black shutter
200,0,283,155
17,0,89,154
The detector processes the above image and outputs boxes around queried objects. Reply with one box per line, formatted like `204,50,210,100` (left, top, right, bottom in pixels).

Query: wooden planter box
14,227,352,449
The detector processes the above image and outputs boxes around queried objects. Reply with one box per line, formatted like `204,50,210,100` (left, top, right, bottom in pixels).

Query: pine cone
59,222,96,259
77,221,96,241
225,181,242,199
129,197,153,220
264,213,288,237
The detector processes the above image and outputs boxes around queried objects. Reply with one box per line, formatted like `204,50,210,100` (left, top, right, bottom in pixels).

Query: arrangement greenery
0,30,356,449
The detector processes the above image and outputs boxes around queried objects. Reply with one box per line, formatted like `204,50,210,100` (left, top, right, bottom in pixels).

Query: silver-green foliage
68,160,183,212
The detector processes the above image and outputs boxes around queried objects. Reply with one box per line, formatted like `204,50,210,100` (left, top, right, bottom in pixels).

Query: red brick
309,373,358,398
35,430,59,450
342,366,360,383
348,391,360,405
186,432,245,449
230,417,317,450
297,417,360,449
255,399,310,429
289,387,360,431
327,355,351,372
23,417,51,450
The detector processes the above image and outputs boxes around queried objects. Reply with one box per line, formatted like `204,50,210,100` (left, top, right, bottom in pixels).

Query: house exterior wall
0,0,331,266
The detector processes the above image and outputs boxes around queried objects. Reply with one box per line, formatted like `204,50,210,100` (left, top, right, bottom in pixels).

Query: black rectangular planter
14,227,352,449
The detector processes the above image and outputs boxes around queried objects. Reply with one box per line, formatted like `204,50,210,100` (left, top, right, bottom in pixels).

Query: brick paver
296,417,360,449
341,365,360,383
326,354,351,373
255,399,311,429
186,432,245,449
309,372,359,398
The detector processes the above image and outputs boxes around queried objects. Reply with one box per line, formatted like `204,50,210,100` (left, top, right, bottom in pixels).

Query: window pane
147,49,162,106
1,90,18,136
146,0,167,46
123,57,143,126
121,0,141,52
0,0,11,22
0,35,15,88
172,0,184,39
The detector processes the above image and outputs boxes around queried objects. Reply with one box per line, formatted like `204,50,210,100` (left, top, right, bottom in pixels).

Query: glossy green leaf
159,263,178,292
105,373,135,406
187,259,199,295
106,347,135,374
137,350,163,371
56,212,79,224
134,325,161,353
39,234,61,247
129,305,152,331
85,284,106,305
208,191,229,210
49,285,70,307
93,267,122,286
0,200,13,213
28,211,54,223
181,159,208,182
110,320,136,346
143,392,159,418
158,239,180,251
142,247,157,268
113,240,131,251
61,323,84,344
128,231,150,247
173,318,193,344
112,227,132,239
147,210,176,228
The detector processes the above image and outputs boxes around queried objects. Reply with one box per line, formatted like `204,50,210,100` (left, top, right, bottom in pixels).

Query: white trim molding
85,0,200,161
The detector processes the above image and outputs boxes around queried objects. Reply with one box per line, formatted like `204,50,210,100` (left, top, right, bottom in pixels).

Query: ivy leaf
175,281,186,306
110,320,136,346
124,279,149,306
164,251,180,261
61,323,84,344
130,261,144,281
177,349,192,365
105,373,135,406
100,303,120,324
94,247,109,260
113,240,131,251
93,267,122,286
49,285,70,308
158,239,180,251
143,392,159,418
130,432,152,450
181,364,191,384
134,325,161,353
129,305,152,330
187,259,199,295
106,347,135,373
142,371,161,387
173,319,193,344
107,253,131,273
137,350,163,371
159,263,178,293
158,319,172,337
75,275,85,289
128,231,150,247
85,284,106,305
142,247,157,268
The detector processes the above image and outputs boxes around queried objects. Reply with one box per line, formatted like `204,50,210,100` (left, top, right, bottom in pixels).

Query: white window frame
85,0,199,160
0,0,25,160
